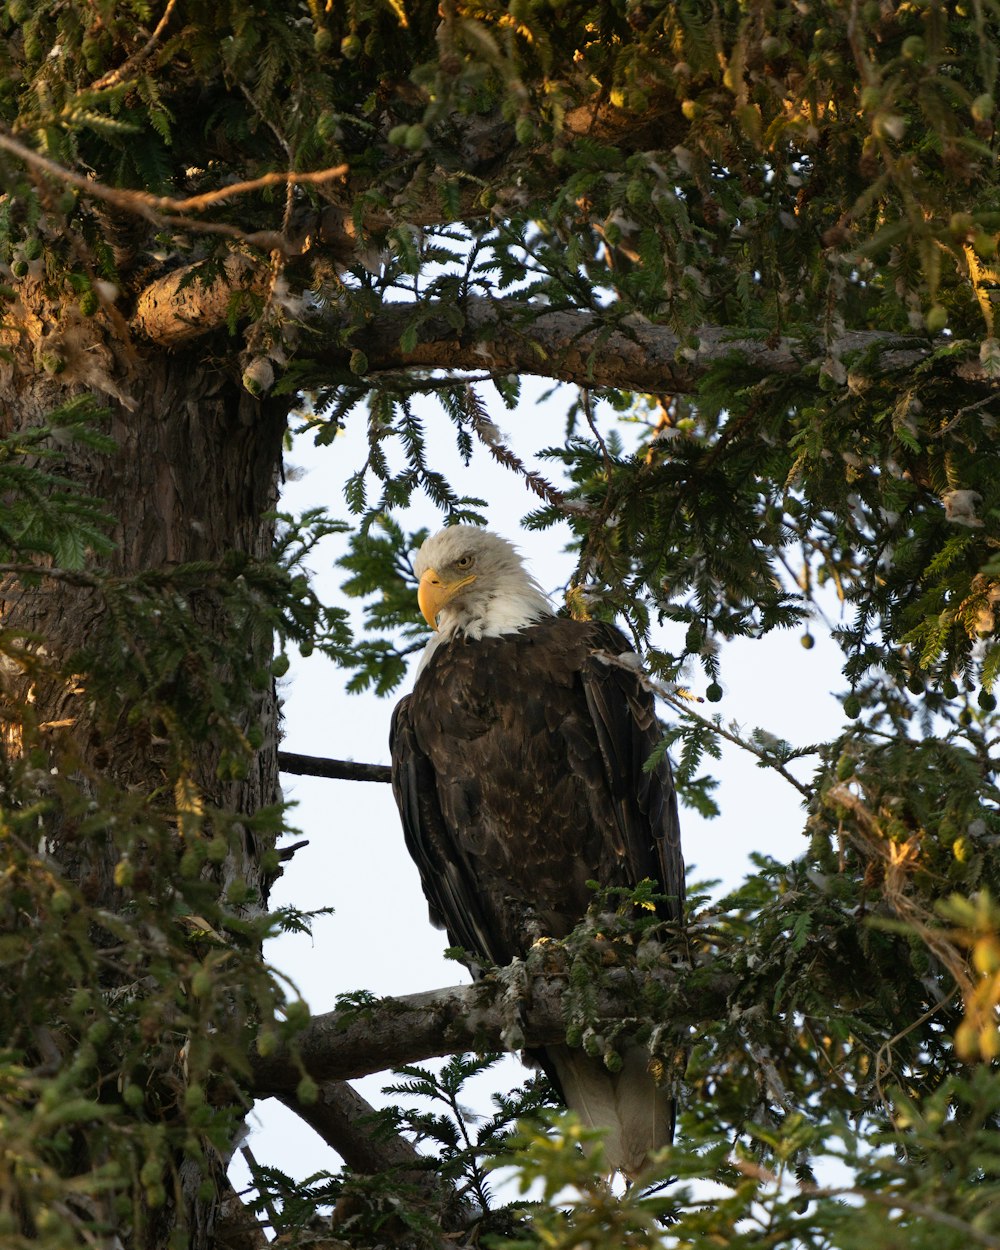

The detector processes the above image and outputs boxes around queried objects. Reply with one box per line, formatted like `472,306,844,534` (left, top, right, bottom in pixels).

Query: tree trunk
0,284,289,1246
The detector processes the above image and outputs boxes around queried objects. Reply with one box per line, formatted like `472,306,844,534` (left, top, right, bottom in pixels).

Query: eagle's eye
455,554,474,570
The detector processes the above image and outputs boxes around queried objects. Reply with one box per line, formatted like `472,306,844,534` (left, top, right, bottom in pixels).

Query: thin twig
629,673,816,800
668,696,816,799
774,548,840,630
278,751,392,784
239,1145,280,1234
736,1157,1000,1250
873,987,958,1107
463,385,567,507
91,0,180,90
931,391,1000,439
0,562,102,588
592,650,818,799
0,129,347,214
142,214,289,250
0,129,346,252
239,83,294,162
581,387,615,480
826,783,973,1000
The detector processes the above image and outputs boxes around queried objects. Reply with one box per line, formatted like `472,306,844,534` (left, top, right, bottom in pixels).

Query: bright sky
231,379,848,1198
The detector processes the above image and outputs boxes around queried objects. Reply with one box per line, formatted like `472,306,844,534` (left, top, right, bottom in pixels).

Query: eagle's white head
413,526,554,655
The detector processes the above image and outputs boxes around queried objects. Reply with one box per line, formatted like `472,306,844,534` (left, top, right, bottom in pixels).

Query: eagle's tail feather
545,1043,673,1180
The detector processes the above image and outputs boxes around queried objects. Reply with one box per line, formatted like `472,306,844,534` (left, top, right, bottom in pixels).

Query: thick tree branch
132,255,263,346
278,751,392,783
274,1082,474,1246
253,983,501,1094
251,961,730,1095
330,303,941,394
276,1081,429,1177
133,280,958,394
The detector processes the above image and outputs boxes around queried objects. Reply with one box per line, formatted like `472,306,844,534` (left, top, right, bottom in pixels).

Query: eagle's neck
418,578,554,670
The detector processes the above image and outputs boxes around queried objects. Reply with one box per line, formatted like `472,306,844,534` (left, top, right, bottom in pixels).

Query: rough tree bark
0,282,289,1246
133,277,981,395
251,962,729,1095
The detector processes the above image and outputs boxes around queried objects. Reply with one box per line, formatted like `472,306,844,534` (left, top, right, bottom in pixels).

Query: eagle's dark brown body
390,527,689,1173
391,616,684,973
391,613,684,1176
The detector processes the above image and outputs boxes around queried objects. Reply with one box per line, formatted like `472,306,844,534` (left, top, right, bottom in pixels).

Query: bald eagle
389,527,684,1178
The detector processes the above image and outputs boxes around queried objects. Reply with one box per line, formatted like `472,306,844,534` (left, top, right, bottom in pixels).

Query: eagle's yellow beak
418,567,476,630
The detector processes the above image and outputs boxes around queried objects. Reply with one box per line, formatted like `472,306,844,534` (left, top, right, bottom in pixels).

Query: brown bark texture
0,281,289,1245
251,959,726,1096
131,275,963,396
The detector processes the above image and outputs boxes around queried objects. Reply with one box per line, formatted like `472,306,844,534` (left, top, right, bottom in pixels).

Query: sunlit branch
0,128,346,253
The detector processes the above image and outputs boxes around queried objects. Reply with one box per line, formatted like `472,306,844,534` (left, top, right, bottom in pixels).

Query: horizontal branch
331,301,939,394
133,273,957,393
278,750,392,783
251,958,730,1095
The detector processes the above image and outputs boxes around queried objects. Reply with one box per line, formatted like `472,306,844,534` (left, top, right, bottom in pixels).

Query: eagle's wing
389,694,496,970
548,622,682,1172
579,622,685,923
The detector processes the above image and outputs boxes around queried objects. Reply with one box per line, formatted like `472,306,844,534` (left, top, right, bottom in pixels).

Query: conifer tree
3,1,1000,1246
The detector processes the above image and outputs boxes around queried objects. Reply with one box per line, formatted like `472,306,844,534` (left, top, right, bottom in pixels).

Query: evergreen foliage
3,0,1000,1246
